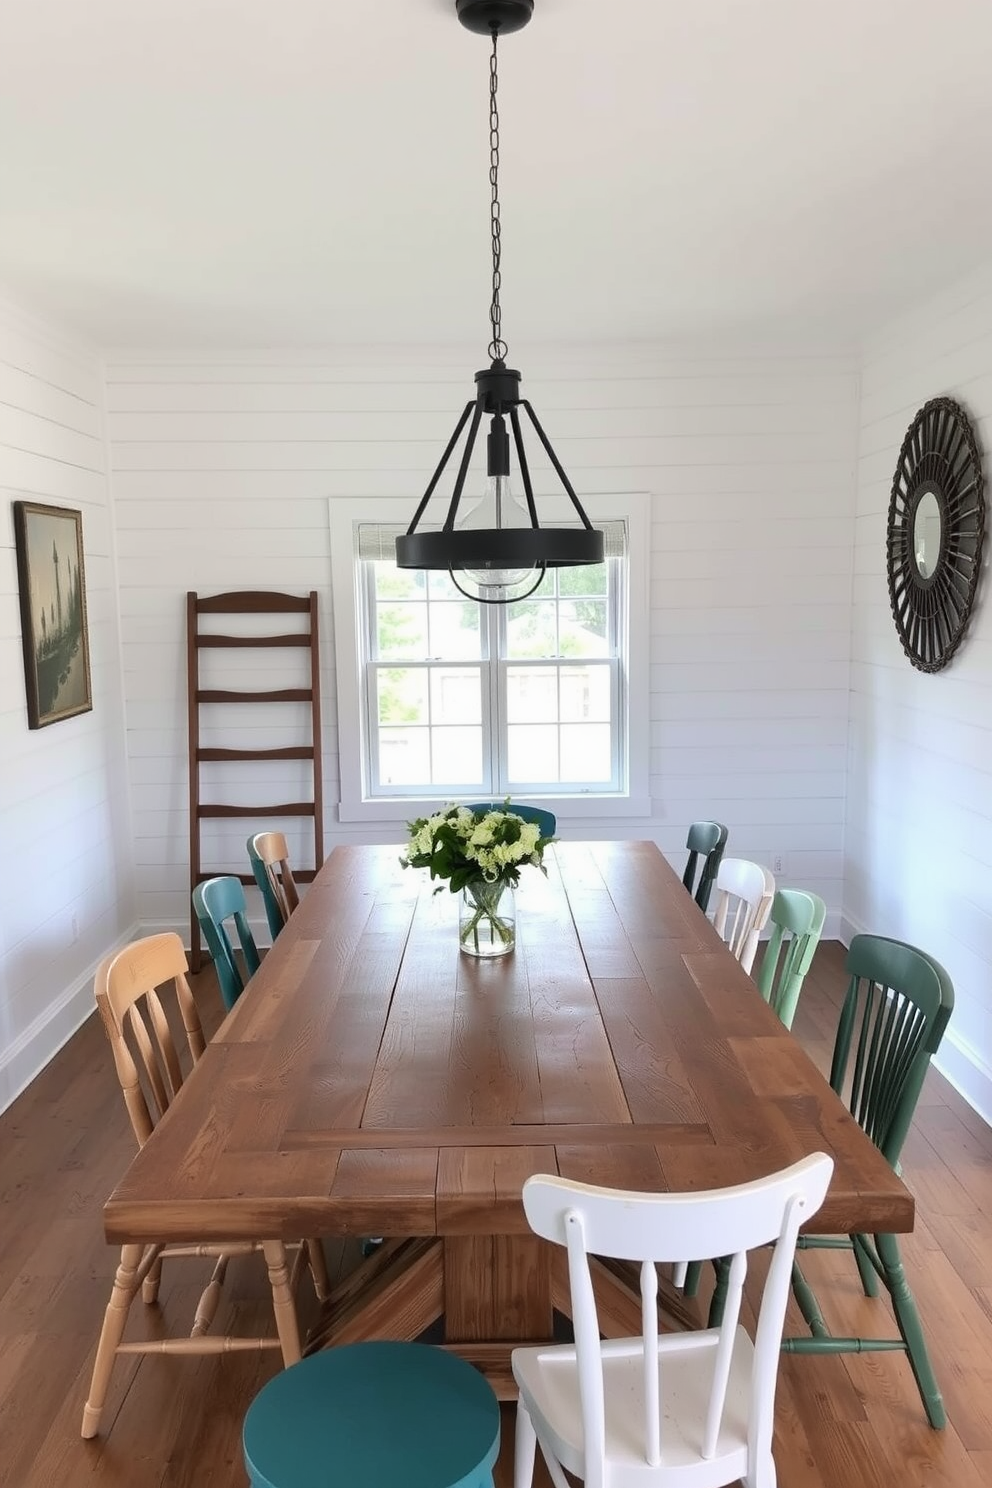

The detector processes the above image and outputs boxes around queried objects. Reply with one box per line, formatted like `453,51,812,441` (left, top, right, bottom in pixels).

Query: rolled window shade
356,518,626,562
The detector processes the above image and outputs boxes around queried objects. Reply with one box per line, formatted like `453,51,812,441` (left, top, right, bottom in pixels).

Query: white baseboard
0,923,140,1117
837,907,991,1129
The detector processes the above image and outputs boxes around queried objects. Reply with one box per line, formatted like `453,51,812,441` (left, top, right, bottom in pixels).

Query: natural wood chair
513,1154,833,1488
248,831,301,942
681,820,728,914
711,857,775,974
81,932,329,1439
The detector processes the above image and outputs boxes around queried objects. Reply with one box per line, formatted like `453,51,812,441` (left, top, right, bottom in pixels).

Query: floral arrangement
400,802,554,953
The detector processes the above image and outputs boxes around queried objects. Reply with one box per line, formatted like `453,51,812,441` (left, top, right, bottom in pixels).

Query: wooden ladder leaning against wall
186,590,324,972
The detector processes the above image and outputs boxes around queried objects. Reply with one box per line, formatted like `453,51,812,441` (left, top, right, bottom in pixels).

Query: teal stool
243,1341,501,1488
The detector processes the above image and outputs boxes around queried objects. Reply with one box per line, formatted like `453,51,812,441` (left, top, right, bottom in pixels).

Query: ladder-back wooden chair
81,932,329,1439
711,857,775,974
513,1154,833,1488
248,831,301,942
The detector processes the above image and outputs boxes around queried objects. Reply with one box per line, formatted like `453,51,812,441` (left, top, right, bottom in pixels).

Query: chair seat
243,1341,500,1488
512,1330,753,1482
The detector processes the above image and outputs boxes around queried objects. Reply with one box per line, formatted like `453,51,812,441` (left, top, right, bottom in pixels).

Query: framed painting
13,500,93,728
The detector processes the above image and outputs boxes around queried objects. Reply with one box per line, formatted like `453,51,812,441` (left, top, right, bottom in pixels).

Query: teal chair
754,888,826,1030
243,1341,500,1488
681,819,728,913
779,934,953,1427
466,802,556,838
192,876,261,1011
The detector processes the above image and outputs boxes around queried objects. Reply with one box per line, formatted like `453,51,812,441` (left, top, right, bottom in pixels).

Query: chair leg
81,1243,143,1438
305,1239,330,1301
141,1249,164,1305
875,1232,945,1429
262,1240,302,1366
852,1233,879,1298
514,1399,538,1488
707,1257,730,1327
681,1260,703,1297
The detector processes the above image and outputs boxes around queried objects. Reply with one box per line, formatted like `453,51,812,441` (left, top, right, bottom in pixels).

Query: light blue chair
192,875,261,1011
466,802,556,838
243,1341,500,1488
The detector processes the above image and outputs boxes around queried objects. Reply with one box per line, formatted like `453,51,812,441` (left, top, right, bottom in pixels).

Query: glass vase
459,880,516,957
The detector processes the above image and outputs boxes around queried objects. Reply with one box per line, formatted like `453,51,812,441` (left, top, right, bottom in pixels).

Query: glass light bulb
458,473,536,597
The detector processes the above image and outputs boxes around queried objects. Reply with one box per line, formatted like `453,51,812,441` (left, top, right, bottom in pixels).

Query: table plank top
104,841,914,1243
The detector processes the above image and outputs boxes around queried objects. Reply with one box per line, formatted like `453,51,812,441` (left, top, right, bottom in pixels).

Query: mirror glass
913,490,942,579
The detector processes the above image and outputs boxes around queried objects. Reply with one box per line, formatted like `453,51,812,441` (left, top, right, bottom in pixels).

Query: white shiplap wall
104,344,858,940
846,267,992,1124
0,300,135,1112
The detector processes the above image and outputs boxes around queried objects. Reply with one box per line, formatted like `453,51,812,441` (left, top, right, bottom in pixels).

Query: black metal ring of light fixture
395,1,605,594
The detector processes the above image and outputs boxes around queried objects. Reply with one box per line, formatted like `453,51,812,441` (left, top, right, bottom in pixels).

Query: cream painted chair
711,857,775,974
512,1154,833,1488
81,932,329,1438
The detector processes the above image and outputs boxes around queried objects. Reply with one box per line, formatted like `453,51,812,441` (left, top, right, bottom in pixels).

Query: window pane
506,666,558,723
376,603,428,660
379,727,430,785
374,563,426,600
560,723,613,782
557,562,607,597
559,600,608,657
428,570,460,600
559,663,611,722
427,602,481,660
431,727,483,785
430,667,482,725
507,724,559,783
505,601,557,658
377,668,428,725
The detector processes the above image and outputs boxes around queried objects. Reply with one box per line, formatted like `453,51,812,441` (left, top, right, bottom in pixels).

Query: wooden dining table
104,840,913,1395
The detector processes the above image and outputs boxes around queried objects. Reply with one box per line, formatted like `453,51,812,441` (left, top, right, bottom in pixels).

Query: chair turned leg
81,1243,143,1439
142,1249,164,1305
305,1239,330,1301
852,1233,879,1298
875,1232,945,1428
681,1260,703,1297
514,1399,538,1488
707,1257,731,1327
262,1240,302,1366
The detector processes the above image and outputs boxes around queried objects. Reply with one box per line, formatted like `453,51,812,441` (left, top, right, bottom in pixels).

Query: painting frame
13,500,93,729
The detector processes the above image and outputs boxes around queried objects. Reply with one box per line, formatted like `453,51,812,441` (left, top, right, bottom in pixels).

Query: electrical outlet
772,854,784,875
71,913,79,943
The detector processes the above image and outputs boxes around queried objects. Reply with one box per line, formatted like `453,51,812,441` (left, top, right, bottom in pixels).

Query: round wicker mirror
886,396,985,672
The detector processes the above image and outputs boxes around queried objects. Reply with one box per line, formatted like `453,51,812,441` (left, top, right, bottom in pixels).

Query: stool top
243,1341,501,1488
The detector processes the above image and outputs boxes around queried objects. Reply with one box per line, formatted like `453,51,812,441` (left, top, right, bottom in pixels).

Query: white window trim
329,492,651,823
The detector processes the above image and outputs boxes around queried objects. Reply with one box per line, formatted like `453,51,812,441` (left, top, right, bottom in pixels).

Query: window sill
336,794,653,824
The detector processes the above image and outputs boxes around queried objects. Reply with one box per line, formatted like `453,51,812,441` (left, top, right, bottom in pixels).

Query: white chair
512,1153,833,1488
711,857,775,975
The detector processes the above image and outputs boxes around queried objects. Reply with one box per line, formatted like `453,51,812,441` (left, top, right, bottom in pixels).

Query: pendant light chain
488,31,507,361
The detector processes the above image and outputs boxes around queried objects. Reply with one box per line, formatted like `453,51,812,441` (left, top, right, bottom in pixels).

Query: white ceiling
2,0,992,350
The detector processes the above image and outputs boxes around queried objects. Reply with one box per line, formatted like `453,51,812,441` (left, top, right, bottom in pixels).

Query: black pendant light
395,0,604,604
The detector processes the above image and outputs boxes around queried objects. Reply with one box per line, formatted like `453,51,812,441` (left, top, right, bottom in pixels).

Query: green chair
780,933,954,1427
754,888,826,1030
466,802,556,839
681,820,728,913
192,876,261,1012
243,1341,500,1488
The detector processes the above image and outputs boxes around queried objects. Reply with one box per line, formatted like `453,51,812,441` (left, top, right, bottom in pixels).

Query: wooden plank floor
0,940,990,1487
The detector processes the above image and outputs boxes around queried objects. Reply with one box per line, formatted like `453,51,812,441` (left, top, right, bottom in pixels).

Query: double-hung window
331,496,649,820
